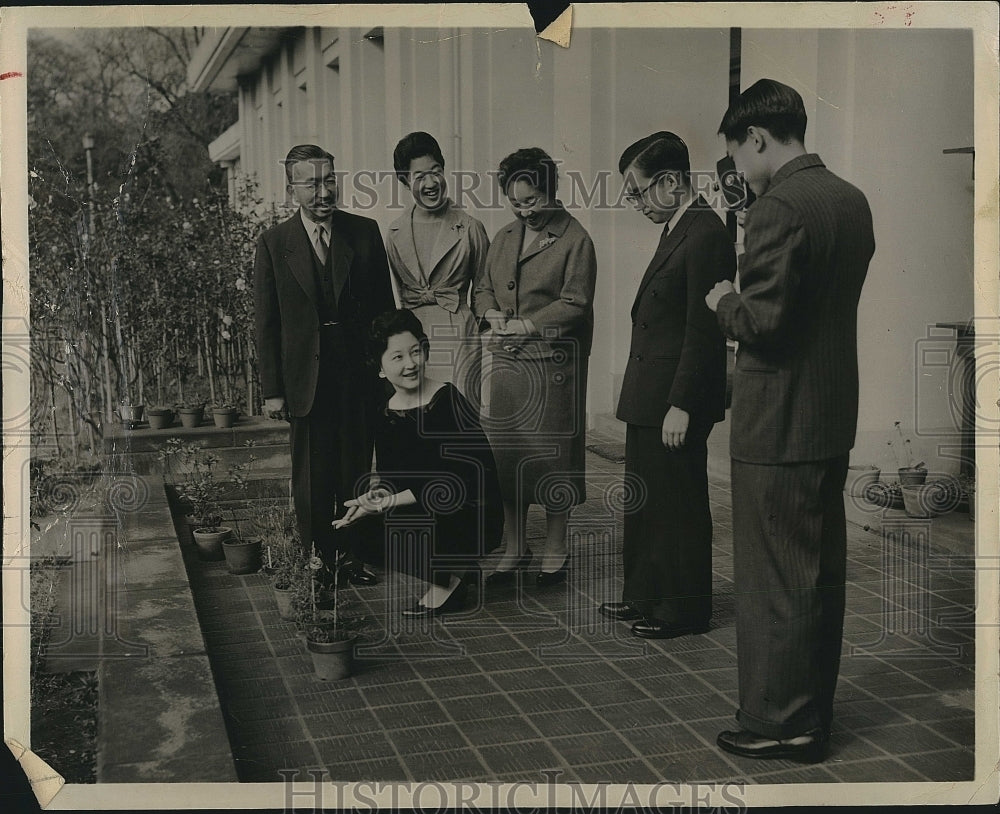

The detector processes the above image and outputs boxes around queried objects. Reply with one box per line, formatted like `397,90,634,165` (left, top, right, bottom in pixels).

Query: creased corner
538,6,573,48
5,739,66,808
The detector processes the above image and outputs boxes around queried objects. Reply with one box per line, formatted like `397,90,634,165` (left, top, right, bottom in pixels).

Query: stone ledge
96,476,238,782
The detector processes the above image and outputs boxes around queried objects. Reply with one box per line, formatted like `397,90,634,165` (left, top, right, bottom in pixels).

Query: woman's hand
332,488,393,529
484,309,508,333
497,318,535,336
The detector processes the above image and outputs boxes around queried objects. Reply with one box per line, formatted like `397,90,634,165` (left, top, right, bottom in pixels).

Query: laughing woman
386,132,490,402
474,148,598,587
334,309,502,616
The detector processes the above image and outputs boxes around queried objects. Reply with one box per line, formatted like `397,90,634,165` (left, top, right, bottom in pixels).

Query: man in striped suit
706,79,875,763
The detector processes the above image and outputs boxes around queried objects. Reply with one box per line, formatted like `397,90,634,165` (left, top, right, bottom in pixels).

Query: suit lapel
425,203,463,283
630,197,709,317
281,214,320,304
387,207,423,285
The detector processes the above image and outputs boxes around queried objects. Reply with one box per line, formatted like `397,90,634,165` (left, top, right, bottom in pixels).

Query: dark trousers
288,325,372,566
622,423,713,625
730,455,849,739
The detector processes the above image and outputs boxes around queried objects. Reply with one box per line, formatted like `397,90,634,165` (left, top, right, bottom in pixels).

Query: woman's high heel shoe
484,549,534,586
535,554,569,587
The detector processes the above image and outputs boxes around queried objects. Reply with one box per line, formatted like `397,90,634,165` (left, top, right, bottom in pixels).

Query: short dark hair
283,144,336,182
718,78,807,145
393,132,446,185
496,147,558,197
618,131,691,184
368,309,429,368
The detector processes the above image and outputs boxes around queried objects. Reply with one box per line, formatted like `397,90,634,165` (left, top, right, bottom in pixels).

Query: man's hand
705,280,736,313
661,406,690,451
484,309,508,334
264,396,289,421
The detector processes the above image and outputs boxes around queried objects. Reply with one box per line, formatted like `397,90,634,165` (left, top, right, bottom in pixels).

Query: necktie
316,224,329,265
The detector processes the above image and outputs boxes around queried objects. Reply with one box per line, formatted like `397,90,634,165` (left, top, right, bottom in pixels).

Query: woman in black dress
334,309,502,616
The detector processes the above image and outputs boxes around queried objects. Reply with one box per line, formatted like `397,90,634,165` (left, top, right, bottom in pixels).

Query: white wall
228,27,975,462
740,28,974,475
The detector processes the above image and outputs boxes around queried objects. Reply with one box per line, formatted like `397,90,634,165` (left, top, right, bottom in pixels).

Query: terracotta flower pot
178,406,205,428
901,485,938,518
898,466,928,486
306,634,357,681
212,407,238,429
272,582,295,620
222,537,262,575
119,404,145,423
192,526,231,561
845,465,880,497
147,408,175,430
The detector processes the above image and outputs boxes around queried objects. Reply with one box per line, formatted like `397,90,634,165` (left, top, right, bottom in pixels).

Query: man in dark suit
603,132,736,639
706,80,875,762
254,144,394,584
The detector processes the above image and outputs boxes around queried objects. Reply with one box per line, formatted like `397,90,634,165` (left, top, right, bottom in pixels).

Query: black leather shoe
630,619,709,639
599,602,643,622
401,585,468,618
341,565,378,587
716,727,829,764
484,549,533,586
535,555,569,587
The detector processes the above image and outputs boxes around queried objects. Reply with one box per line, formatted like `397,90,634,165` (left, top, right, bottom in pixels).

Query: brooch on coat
451,222,465,233
538,236,557,249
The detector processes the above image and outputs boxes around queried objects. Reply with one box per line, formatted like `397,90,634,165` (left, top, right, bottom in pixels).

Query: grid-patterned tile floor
180,451,976,784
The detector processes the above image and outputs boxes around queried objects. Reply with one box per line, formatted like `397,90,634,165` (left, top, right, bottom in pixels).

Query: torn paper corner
5,739,66,808
537,5,572,48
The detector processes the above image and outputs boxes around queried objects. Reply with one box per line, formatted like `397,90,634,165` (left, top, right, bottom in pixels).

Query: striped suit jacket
715,154,875,464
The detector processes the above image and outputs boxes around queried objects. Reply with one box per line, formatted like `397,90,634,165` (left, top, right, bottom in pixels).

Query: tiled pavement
179,449,977,785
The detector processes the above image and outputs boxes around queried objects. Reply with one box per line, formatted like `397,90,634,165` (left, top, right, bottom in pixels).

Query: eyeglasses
293,176,338,192
509,195,541,211
623,174,667,205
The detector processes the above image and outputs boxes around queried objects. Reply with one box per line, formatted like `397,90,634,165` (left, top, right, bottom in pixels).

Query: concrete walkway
182,447,976,785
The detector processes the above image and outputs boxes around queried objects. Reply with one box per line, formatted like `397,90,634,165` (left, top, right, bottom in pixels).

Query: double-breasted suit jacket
613,196,736,626
254,208,393,558
386,201,489,399
473,206,597,507
714,153,875,739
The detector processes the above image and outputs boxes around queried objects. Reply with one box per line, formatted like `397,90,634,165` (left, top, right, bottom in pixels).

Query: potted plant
269,528,305,620
297,546,360,681
221,445,261,574
118,399,145,428
178,399,206,429
888,421,927,486
863,480,903,510
211,404,239,429
845,464,880,497
146,406,176,430
159,440,255,561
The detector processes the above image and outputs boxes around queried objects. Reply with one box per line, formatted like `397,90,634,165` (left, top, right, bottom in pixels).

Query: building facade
189,24,976,474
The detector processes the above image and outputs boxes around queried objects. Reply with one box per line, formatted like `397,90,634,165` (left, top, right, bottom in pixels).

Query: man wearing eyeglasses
602,132,736,640
254,144,394,586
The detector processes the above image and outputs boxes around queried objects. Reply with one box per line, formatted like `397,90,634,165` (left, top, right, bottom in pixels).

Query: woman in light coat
386,132,490,403
474,147,597,587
